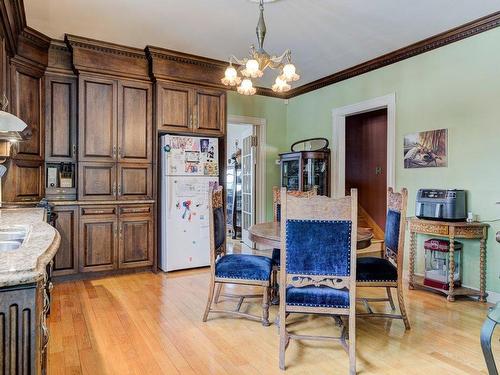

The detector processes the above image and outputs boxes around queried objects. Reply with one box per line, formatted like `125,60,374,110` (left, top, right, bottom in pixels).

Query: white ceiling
25,0,500,86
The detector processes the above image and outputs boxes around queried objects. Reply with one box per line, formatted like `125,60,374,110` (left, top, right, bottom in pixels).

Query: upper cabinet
45,74,77,162
156,81,225,136
118,80,152,163
79,76,118,162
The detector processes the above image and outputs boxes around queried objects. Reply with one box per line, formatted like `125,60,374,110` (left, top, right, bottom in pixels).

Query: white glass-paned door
241,133,256,248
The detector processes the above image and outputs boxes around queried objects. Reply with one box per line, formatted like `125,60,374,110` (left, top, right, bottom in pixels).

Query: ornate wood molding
46,40,74,75
287,11,500,98
65,34,149,80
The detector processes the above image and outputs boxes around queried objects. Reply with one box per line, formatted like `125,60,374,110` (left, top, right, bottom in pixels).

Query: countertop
0,208,60,288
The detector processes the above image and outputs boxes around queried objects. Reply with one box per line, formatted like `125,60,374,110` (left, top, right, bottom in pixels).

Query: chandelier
221,0,300,95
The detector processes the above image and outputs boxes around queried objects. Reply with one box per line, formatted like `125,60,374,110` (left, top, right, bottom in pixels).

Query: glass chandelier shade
221,0,300,95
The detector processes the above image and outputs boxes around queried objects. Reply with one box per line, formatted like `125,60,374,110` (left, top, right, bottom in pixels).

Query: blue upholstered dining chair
279,188,358,374
271,186,318,300
356,187,410,330
202,186,273,326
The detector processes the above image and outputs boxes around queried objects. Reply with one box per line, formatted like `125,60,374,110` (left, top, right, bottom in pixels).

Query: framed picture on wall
404,128,448,168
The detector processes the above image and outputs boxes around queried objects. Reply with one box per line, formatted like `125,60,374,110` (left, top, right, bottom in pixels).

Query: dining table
248,221,374,250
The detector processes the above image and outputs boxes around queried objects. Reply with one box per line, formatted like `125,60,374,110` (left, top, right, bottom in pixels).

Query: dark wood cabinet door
194,88,225,136
52,206,78,276
79,76,117,162
1,159,44,202
78,162,117,200
117,163,152,200
118,80,152,163
10,64,44,160
118,207,153,268
45,75,77,162
79,214,118,272
156,82,192,132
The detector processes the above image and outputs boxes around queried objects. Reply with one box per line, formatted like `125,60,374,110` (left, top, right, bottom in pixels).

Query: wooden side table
408,218,489,302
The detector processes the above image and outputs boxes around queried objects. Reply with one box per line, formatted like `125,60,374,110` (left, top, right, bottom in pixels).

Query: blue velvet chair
279,188,358,374
202,186,272,326
356,187,410,330
271,186,318,301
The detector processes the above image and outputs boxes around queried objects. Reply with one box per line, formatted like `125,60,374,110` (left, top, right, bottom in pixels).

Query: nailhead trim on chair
215,274,270,281
285,219,352,276
287,301,350,308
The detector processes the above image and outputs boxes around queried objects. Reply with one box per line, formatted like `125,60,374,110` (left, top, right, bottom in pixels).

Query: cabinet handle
112,184,116,196
189,114,193,127
72,144,77,158
119,224,123,238
118,146,123,158
117,184,121,196
192,106,198,128
113,145,117,159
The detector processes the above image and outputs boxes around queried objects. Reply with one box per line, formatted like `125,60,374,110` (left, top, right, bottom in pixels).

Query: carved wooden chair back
279,187,357,372
208,185,226,272
385,187,408,277
272,186,318,222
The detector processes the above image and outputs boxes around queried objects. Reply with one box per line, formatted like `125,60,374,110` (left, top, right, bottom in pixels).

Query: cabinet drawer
81,206,117,216
119,205,152,216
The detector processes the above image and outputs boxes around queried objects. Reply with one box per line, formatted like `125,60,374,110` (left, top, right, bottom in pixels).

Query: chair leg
271,268,279,304
202,280,216,322
397,285,411,330
348,312,356,375
386,287,396,311
480,317,498,375
214,283,223,303
279,311,287,370
262,286,270,326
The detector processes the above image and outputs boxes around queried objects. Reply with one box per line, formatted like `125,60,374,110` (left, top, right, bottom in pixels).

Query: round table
248,221,373,250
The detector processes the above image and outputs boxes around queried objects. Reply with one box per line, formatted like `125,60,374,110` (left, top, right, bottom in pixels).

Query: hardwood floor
48,247,498,374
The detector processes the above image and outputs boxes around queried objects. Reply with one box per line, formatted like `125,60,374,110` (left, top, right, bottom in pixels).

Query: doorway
345,109,388,236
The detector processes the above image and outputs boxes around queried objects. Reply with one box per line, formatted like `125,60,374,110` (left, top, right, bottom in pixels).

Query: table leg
479,232,487,303
447,236,455,302
409,231,416,289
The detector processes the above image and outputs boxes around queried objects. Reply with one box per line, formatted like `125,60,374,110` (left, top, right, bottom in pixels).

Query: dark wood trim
287,11,500,98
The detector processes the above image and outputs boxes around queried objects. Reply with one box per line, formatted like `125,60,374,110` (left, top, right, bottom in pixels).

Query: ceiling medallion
222,0,300,95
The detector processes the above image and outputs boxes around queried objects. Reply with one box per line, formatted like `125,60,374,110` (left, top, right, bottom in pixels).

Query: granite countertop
0,208,60,288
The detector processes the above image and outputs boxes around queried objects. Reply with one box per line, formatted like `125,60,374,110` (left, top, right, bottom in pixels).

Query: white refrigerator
160,134,219,272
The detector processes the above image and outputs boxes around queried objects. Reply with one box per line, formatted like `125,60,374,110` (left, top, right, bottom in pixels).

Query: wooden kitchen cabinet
118,80,152,163
79,207,118,272
52,206,79,276
79,76,118,162
118,205,154,268
117,163,152,200
193,87,226,136
78,162,117,200
2,159,44,202
156,81,225,136
10,62,44,161
45,74,77,162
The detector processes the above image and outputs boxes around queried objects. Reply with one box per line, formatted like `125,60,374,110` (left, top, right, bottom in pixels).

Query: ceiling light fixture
221,0,300,95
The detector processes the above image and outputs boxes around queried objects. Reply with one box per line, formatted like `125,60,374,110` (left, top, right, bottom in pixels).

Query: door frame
331,93,396,198
227,115,267,224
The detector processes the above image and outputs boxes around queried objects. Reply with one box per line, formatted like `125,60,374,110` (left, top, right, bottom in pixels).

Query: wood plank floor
48,266,498,375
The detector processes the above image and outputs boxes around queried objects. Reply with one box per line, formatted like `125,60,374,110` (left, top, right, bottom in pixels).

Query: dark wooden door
79,76,117,162
52,206,78,276
345,109,388,229
117,163,152,200
1,159,44,202
118,206,153,268
156,82,192,133
79,211,118,272
118,80,152,163
194,88,225,136
78,162,117,200
45,75,77,162
10,64,44,160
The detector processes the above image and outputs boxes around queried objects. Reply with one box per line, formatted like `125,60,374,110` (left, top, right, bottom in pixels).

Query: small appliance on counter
415,189,466,221
424,239,462,290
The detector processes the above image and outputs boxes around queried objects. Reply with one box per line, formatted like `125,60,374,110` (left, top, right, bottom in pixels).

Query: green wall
227,27,500,295
227,92,287,221
286,28,500,295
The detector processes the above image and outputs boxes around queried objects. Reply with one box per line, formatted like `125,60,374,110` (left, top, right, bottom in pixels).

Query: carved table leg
479,232,487,303
447,236,455,302
409,231,416,289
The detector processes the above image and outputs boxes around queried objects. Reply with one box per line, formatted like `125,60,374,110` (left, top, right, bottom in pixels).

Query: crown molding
286,11,500,98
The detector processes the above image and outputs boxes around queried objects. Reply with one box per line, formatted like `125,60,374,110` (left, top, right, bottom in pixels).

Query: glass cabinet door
281,158,300,191
303,158,327,195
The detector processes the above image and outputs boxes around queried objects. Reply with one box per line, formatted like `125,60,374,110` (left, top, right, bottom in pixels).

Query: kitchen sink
0,240,23,251
0,226,27,250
